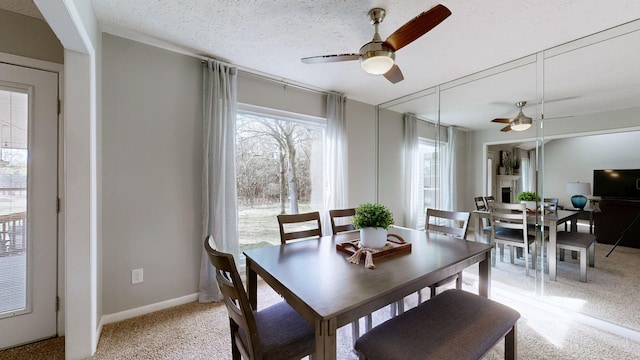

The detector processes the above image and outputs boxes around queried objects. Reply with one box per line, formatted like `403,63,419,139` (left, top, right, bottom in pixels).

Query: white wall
466,106,640,213
543,131,640,207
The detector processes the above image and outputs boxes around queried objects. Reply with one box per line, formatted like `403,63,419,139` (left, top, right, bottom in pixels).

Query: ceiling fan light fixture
360,42,395,75
510,117,532,131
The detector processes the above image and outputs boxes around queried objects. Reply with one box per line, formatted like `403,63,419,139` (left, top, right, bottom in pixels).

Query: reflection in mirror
376,18,640,340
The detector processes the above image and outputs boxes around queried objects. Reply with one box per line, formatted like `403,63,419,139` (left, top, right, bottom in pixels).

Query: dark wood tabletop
244,225,494,360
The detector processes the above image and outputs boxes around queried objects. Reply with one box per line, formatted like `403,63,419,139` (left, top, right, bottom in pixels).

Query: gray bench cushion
556,231,596,248
355,289,520,360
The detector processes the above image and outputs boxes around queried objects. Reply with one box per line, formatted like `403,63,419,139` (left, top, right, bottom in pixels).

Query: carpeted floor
2,242,640,360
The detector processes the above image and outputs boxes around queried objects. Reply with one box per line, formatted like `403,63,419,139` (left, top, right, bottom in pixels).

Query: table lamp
566,182,591,209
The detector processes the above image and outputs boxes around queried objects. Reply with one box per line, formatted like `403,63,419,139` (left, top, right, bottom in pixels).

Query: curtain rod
200,57,328,96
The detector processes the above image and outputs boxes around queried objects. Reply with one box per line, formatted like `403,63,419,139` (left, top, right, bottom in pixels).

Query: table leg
549,221,557,281
478,250,491,298
246,258,257,309
315,317,337,360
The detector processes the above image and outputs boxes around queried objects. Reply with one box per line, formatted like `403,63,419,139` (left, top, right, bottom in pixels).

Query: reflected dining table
474,209,579,281
244,225,494,360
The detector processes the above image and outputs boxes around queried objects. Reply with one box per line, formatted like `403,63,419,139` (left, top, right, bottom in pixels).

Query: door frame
0,51,64,336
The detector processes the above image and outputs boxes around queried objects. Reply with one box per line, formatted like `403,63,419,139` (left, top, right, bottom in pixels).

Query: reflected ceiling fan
301,4,452,84
491,101,533,132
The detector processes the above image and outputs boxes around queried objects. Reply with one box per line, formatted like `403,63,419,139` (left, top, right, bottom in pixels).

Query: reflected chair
420,208,470,301
474,196,492,243
489,202,537,276
277,211,322,244
484,195,496,207
474,196,487,211
329,208,356,234
204,237,315,360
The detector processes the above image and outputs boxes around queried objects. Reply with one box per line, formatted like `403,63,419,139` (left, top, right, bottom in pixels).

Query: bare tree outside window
236,112,324,251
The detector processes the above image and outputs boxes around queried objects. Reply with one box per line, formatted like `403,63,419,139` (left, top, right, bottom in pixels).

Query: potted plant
353,203,394,249
516,191,539,211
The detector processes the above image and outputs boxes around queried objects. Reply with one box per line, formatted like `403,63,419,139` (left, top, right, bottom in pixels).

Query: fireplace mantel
496,175,521,203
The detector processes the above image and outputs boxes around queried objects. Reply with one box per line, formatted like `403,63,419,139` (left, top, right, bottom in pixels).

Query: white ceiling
6,1,640,131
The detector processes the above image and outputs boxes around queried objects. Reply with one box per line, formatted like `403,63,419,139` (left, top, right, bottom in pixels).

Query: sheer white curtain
403,113,420,228
199,59,239,303
441,126,457,211
323,92,348,234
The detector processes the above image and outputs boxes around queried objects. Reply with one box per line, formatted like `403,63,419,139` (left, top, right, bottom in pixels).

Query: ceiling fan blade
383,64,404,83
301,53,360,64
500,125,512,132
384,4,452,51
491,118,513,123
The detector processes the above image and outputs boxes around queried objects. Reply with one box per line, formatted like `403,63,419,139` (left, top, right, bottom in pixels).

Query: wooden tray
336,234,411,260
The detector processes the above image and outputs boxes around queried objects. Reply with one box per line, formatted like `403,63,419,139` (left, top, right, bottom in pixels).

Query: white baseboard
100,293,199,326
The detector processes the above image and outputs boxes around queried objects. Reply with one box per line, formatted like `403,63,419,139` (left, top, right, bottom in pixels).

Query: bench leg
505,324,517,360
588,243,595,267
559,248,565,261
579,248,587,283
351,320,360,350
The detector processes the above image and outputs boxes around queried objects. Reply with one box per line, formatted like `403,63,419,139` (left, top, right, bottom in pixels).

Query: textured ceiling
87,0,640,108
5,1,640,131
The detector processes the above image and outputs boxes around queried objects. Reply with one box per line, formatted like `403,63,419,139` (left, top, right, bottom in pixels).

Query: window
236,107,325,252
417,139,446,229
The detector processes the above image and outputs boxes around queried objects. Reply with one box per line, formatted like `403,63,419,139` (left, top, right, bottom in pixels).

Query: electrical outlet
132,268,143,284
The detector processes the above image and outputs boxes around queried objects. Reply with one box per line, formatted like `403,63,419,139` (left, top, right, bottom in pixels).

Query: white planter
521,201,537,212
360,227,388,249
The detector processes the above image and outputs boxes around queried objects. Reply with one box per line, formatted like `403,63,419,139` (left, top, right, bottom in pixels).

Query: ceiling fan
301,4,452,84
491,101,533,132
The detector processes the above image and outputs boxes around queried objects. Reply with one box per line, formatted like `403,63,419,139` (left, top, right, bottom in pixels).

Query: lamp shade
566,182,591,209
565,182,591,196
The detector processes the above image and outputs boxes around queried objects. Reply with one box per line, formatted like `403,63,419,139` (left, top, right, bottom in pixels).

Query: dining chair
489,202,537,276
329,208,356,234
474,196,487,210
279,210,365,350
277,211,322,244
484,195,496,207
474,196,493,243
203,237,315,360
420,208,470,301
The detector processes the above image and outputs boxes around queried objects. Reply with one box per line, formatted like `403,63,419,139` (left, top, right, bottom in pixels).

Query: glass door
0,63,58,349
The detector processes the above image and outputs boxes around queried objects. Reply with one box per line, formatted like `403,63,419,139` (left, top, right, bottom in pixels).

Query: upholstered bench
556,231,596,282
354,289,520,360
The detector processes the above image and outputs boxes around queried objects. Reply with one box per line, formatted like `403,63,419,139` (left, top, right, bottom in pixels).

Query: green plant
516,191,539,201
353,203,394,230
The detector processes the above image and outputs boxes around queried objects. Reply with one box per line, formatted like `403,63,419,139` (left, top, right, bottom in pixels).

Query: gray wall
102,34,203,314
0,9,63,63
100,34,379,314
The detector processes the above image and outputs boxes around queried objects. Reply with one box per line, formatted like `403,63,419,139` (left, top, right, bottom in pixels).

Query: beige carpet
2,242,640,360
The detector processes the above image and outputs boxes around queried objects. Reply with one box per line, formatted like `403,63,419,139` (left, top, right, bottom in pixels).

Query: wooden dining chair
474,196,487,211
277,211,322,244
204,237,315,360
421,208,470,301
329,208,356,234
279,210,365,350
489,202,537,276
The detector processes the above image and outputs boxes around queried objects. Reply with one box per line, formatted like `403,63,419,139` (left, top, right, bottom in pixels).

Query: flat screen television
593,169,640,199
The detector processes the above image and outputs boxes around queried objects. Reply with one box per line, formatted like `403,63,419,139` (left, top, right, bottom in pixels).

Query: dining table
244,225,494,360
474,208,579,281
